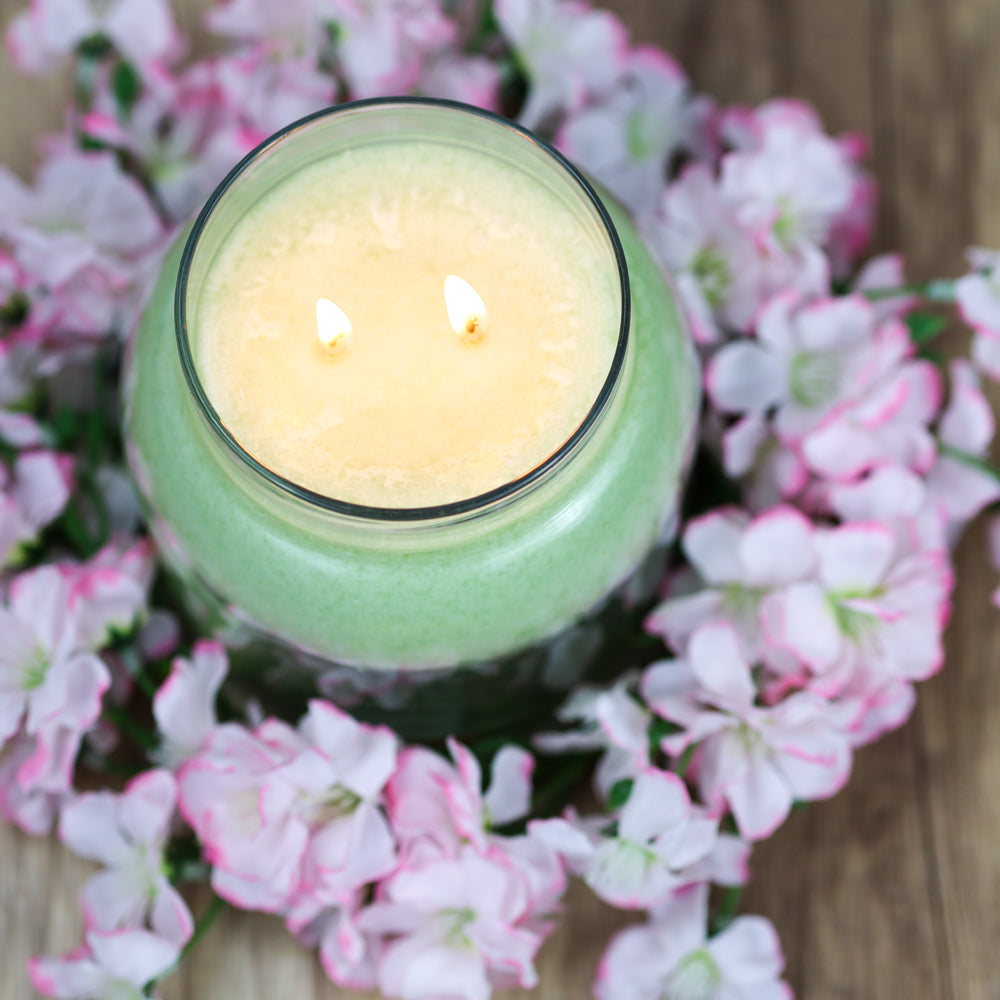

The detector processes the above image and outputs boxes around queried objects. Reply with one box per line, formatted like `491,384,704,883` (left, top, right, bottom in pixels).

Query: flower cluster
2,1,999,999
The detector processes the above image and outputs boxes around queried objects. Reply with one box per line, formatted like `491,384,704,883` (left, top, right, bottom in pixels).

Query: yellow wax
194,141,619,508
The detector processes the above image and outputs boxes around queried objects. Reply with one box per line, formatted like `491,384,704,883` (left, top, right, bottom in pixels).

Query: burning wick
445,275,487,343
316,297,352,355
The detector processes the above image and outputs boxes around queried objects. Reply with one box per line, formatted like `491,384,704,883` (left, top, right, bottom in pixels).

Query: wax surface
194,141,620,508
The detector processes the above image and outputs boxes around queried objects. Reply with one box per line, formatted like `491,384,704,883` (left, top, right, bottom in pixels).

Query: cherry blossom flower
153,640,228,769
287,890,380,992
852,253,915,320
386,738,534,854
29,928,179,1000
596,882,791,1000
533,675,650,797
708,292,942,482
720,99,860,260
758,520,952,696
0,728,68,834
644,624,853,840
707,293,907,443
653,163,764,343
209,46,335,137
720,412,809,511
494,0,629,130
0,450,73,567
972,328,1000,382
6,0,181,75
533,769,717,909
332,0,456,99
558,47,697,217
61,539,155,649
956,247,1000,339
204,0,323,53
801,358,941,481
925,360,1000,530
178,702,397,913
419,54,501,110
645,506,817,659
0,151,165,341
361,843,545,1000
60,769,193,945
0,566,110,794
77,68,260,221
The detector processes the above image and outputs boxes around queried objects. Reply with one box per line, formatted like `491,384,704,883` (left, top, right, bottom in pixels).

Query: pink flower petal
688,624,755,712
484,745,534,828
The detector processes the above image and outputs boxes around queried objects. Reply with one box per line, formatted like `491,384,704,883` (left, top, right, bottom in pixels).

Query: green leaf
917,346,948,369
76,34,113,59
648,714,678,760
710,886,743,935
906,312,947,345
0,291,29,328
674,743,697,780
111,59,142,117
606,777,634,811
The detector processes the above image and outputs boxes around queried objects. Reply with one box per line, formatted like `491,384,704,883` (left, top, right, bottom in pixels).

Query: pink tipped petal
618,769,690,843
710,834,752,886
86,928,180,987
484,745,534,828
724,754,794,842
706,342,785,413
149,882,195,947
117,768,176,846
682,509,750,583
380,936,490,1000
708,915,787,984
816,523,896,592
153,641,227,763
59,793,130,866
687,624,756,711
760,584,842,672
28,953,106,999
79,870,147,932
738,506,817,585
939,360,995,451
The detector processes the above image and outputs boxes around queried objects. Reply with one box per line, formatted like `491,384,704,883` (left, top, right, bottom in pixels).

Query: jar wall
123,130,698,738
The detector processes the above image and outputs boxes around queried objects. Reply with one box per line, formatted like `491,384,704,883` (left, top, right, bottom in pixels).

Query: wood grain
3,1,1000,997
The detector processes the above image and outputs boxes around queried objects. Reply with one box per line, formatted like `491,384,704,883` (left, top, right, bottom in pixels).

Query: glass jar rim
174,96,631,523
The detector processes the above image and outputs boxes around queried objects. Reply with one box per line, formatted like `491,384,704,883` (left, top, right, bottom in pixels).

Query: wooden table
2,1,999,997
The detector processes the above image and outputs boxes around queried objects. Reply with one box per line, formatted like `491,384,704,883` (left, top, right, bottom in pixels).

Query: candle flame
316,297,353,355
445,275,487,343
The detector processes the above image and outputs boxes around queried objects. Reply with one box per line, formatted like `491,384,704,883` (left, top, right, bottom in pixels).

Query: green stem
861,279,955,302
531,754,594,818
711,885,743,935
150,893,226,992
674,743,697,781
938,442,1000,483
180,893,225,961
102,703,158,753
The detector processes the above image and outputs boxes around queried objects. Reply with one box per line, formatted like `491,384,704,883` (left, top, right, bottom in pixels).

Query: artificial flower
494,0,629,130
7,0,181,75
644,624,853,840
59,769,193,945
152,640,228,769
596,882,791,1000
29,928,179,1000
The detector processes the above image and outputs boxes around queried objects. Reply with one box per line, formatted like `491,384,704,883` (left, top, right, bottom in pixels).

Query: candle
124,100,698,738
193,138,619,509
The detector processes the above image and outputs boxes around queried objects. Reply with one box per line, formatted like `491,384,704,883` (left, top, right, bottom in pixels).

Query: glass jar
123,99,698,740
